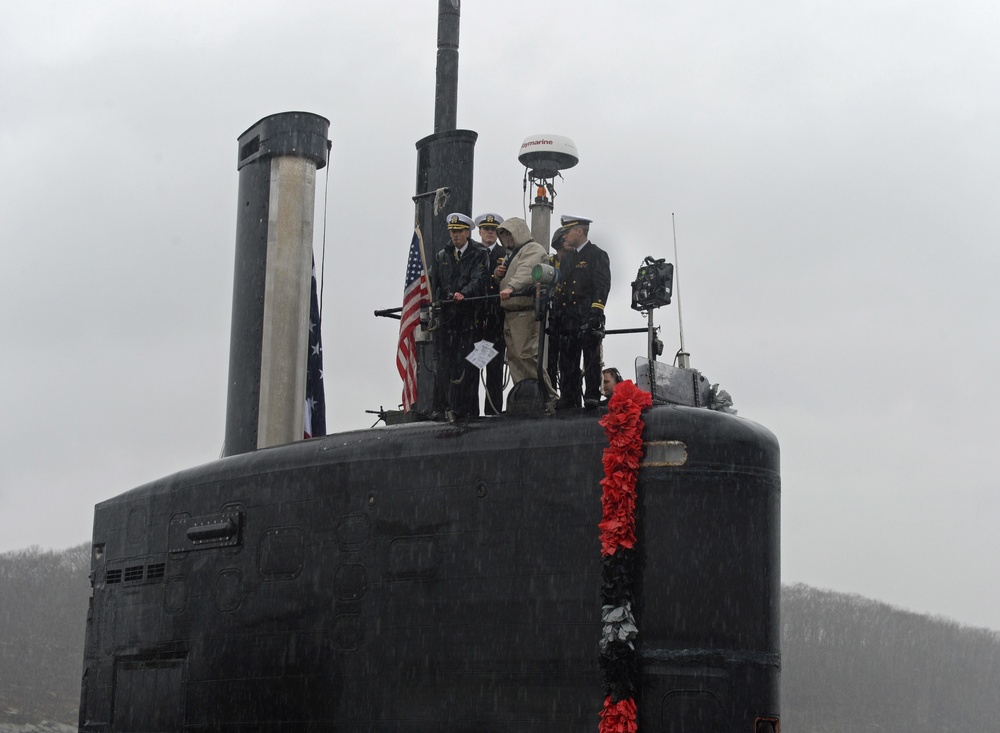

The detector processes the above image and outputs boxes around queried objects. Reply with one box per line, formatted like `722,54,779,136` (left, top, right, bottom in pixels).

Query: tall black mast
411,0,477,414
434,0,460,133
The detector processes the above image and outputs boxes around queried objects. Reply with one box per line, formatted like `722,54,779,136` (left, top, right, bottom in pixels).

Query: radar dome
517,135,578,178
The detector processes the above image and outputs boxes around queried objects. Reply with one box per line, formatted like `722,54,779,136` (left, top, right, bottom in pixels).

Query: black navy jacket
553,241,611,324
433,242,489,328
482,242,506,337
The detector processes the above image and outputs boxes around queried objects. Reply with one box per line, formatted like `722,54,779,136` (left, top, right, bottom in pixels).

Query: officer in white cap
551,215,611,409
430,212,489,420
474,213,506,415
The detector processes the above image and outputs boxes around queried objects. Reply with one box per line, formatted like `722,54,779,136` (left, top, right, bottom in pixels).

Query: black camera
631,256,674,311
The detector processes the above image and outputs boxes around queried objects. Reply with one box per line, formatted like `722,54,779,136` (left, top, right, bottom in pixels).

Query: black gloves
589,308,606,333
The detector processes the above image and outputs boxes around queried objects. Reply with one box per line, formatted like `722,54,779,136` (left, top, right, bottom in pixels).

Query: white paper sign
466,340,499,370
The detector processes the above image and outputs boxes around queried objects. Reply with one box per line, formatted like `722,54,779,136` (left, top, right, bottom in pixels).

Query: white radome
517,134,579,178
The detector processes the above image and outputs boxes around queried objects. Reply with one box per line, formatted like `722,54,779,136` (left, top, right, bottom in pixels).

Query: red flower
598,381,650,556
599,696,638,733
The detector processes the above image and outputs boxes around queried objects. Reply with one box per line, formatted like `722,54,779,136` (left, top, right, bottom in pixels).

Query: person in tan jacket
495,218,558,405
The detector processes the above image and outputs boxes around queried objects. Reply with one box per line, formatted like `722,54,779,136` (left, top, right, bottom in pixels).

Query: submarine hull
79,405,779,732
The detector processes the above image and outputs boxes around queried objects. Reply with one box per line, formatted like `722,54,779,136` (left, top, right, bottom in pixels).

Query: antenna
672,213,690,369
516,134,578,246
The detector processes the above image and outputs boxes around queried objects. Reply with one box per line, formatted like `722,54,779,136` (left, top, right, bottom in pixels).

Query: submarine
77,2,781,731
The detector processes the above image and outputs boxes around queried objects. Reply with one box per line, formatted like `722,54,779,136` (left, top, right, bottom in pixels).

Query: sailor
552,215,611,410
475,212,506,415
430,212,489,420
496,217,557,407
601,366,623,402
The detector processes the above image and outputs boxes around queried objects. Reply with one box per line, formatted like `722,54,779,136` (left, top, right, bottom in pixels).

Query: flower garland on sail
598,380,651,733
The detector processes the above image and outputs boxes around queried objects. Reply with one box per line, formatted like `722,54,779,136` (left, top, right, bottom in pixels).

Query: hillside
781,583,1000,732
2,546,998,731
0,545,89,729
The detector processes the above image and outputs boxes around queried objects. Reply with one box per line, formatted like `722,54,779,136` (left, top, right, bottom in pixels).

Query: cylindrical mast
529,191,552,251
434,0,461,133
224,111,330,457
412,0,477,415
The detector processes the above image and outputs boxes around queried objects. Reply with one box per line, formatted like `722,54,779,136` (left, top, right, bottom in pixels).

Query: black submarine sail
77,2,781,732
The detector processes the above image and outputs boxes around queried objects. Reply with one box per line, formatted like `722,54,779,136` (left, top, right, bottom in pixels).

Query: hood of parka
497,217,534,251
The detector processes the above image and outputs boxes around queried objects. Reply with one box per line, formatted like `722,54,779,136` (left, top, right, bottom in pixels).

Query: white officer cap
446,212,474,230
474,213,504,228
560,215,593,228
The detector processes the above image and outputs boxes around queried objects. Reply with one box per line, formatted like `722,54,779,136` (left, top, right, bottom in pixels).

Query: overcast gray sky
2,0,998,631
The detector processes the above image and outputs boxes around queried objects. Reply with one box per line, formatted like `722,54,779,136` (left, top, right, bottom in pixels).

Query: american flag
397,227,428,412
304,258,326,438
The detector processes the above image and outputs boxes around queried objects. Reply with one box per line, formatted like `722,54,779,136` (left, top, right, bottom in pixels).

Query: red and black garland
598,380,651,733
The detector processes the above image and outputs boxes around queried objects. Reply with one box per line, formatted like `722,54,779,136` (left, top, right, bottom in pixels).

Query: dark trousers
581,336,603,402
433,321,480,418
546,331,561,396
558,330,602,407
484,326,505,415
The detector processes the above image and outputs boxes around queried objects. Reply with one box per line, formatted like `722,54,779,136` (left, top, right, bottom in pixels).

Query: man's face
498,230,515,249
562,225,584,248
602,372,617,397
450,228,471,248
479,227,498,246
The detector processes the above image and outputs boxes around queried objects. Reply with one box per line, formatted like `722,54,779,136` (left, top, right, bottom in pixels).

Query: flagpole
411,187,447,311
414,225,434,305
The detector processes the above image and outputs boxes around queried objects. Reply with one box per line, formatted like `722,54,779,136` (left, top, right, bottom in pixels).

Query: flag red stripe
396,229,428,412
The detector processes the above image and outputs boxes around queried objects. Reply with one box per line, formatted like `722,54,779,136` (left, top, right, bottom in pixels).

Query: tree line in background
2,545,999,731
0,544,90,727
781,583,1000,732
